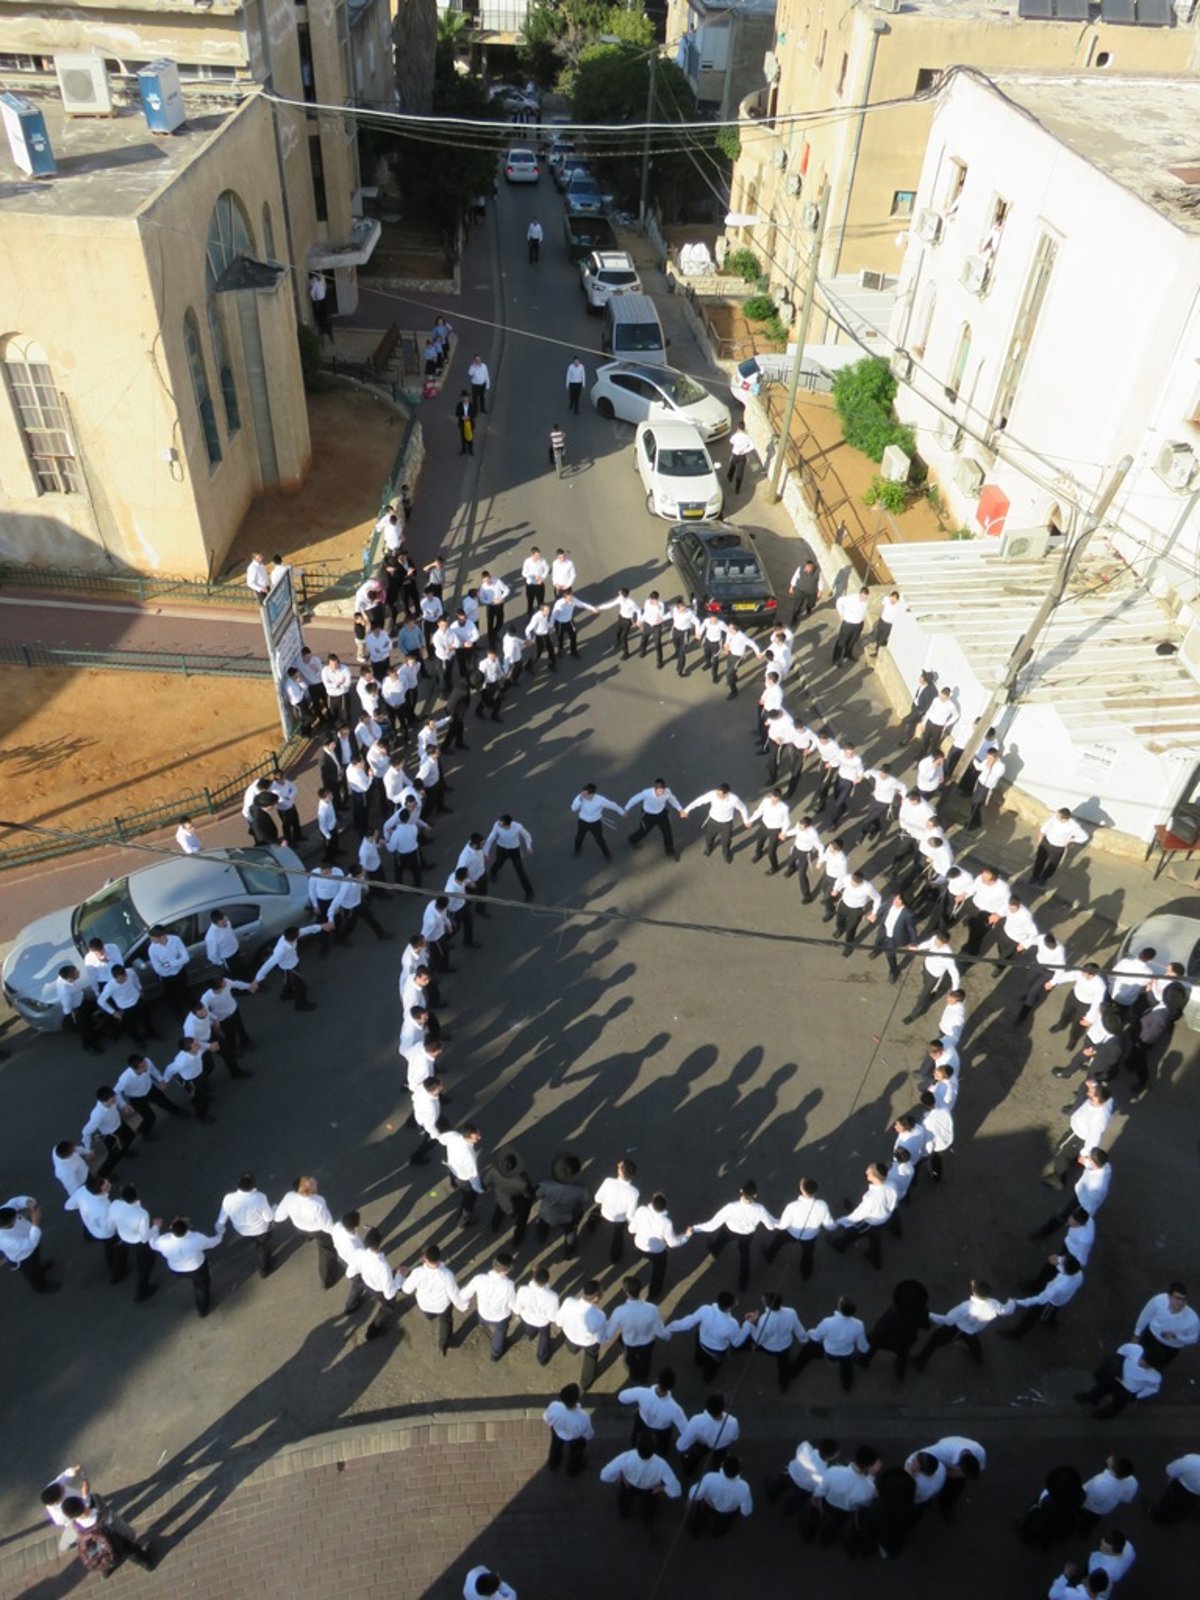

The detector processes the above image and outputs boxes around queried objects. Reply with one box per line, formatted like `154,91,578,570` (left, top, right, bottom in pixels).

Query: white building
888,69,1200,616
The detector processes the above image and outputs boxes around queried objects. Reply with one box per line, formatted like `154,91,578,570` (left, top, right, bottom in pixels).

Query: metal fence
0,562,262,609
0,642,273,678
0,737,308,873
362,401,422,575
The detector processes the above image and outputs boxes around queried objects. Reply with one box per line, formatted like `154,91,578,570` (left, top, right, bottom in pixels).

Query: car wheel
597,397,614,419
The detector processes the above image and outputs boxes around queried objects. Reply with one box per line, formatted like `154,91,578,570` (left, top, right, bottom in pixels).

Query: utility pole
964,454,1134,745
638,49,657,231
769,181,830,504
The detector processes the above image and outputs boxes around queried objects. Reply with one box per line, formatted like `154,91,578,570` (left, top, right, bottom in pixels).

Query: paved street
0,175,1197,1599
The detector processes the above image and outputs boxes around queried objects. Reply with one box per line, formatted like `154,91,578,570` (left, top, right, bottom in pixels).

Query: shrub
743,292,776,322
724,247,761,282
833,356,915,464
864,476,909,515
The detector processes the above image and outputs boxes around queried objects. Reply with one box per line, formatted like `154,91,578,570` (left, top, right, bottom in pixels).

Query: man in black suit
870,892,918,984
897,671,937,746
319,737,347,808
455,390,477,457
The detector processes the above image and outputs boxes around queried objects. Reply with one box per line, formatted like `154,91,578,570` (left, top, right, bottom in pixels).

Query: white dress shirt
1082,1466,1139,1516
571,791,624,823
809,1311,869,1358
153,1229,222,1273
486,818,533,854
925,1436,987,1474
1112,1342,1161,1400
930,1293,1013,1335
693,1198,778,1236
625,787,682,818
1016,1264,1084,1311
1074,1162,1112,1216
1040,813,1090,849
255,926,324,982
629,1204,687,1253
436,1131,483,1190
1134,1292,1199,1349
835,592,868,625
787,1440,830,1493
1165,1454,1200,1493
684,791,750,826
740,1306,806,1355
665,1302,741,1351
346,1248,400,1300
689,1469,753,1515
594,1175,640,1222
514,1281,560,1328
775,1195,835,1239
837,1185,896,1228
217,1188,274,1238
273,1191,333,1233
605,1299,667,1347
464,1270,516,1323
599,1449,681,1497
676,1409,739,1454
1069,1097,1114,1148
555,1295,606,1346
52,1145,90,1197
544,1400,594,1441
618,1385,687,1433
109,1197,157,1246
815,1463,877,1511
403,1262,468,1313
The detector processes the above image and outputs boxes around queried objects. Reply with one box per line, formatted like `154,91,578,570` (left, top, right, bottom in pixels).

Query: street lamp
766,181,831,504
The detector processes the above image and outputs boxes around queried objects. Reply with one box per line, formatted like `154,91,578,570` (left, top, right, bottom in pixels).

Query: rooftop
973,70,1200,235
0,90,238,220
882,537,1200,753
877,0,1184,19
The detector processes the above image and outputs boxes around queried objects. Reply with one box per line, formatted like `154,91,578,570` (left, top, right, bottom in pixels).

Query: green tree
833,357,915,463
518,2,567,87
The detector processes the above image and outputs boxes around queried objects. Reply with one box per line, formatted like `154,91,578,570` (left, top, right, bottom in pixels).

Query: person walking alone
726,426,754,491
527,217,543,263
455,391,476,457
565,356,586,416
468,354,490,414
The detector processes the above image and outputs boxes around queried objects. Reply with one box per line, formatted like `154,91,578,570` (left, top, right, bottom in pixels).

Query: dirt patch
0,669,282,839
703,299,786,362
224,388,406,577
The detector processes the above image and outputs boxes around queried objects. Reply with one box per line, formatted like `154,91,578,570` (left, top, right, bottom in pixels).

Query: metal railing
0,562,262,608
0,642,273,677
0,736,309,873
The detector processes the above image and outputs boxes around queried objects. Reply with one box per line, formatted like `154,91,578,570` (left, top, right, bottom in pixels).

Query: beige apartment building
0,0,392,574
728,0,1200,298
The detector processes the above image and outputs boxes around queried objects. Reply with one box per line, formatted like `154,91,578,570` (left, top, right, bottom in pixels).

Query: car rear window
228,849,288,896
618,325,664,352
710,557,763,583
658,448,710,477
600,271,638,287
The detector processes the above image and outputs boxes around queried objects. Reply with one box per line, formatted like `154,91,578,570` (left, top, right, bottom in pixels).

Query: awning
307,217,381,271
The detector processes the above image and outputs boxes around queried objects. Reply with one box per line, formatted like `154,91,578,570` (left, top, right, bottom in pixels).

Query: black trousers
486,603,506,644
18,1243,54,1292
343,901,389,942
616,1481,661,1521
834,903,866,950
762,1230,818,1280
568,381,582,412
639,1248,669,1301
574,819,610,858
1032,841,1066,885
555,620,579,658
278,806,303,845
547,1432,588,1475
752,822,782,870
568,1339,599,1390
525,1321,553,1365
704,1225,753,1291
311,1230,339,1288
241,1227,273,1277
623,1342,655,1383
96,1123,136,1179
158,970,190,1020
613,617,635,657
689,1501,739,1537
790,590,817,625
111,1239,156,1300
703,820,734,863
873,929,908,980
831,620,863,665
525,582,545,614
532,632,557,670
906,969,951,1020
343,1280,394,1338
672,629,691,674
178,1261,212,1317
629,810,676,856
492,846,534,898
393,850,423,888
423,1306,454,1353
1076,1360,1135,1418
914,1324,982,1369
280,968,312,1009
640,624,665,665
783,851,815,898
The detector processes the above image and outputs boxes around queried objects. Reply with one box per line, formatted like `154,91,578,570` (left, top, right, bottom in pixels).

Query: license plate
733,601,756,612
680,506,704,519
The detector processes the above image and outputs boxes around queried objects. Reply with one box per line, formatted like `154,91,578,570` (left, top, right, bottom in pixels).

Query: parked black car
664,521,778,625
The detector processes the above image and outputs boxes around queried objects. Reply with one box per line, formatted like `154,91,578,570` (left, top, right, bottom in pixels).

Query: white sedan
634,420,724,522
1116,910,1200,1030
591,361,731,441
503,148,540,184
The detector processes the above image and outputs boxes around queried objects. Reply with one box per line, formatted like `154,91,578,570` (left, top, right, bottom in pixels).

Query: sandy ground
0,668,282,837
225,388,407,577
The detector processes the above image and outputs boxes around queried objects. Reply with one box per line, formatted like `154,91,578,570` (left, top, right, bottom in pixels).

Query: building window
981,196,1008,257
262,202,277,262
991,232,1058,434
915,67,941,94
835,53,848,96
2,339,80,495
204,192,252,440
208,303,240,438
309,134,329,222
946,322,972,403
945,159,967,215
184,312,222,468
912,282,936,358
816,30,827,68
891,190,916,219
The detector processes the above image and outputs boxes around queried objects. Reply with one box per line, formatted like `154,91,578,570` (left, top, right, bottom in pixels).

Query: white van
602,292,668,366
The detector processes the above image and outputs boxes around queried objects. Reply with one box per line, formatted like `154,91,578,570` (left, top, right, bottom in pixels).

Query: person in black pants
897,671,937,745
484,1147,535,1248
871,893,918,984
545,1383,592,1475
626,781,682,859
535,1154,589,1258
0,1198,56,1293
487,815,535,900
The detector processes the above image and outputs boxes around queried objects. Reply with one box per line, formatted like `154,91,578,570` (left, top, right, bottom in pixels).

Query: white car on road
634,420,724,522
592,361,731,440
503,147,540,184
580,251,640,311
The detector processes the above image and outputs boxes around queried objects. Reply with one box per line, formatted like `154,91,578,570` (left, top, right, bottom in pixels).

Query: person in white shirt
589,1157,640,1265
108,1182,160,1303
763,1177,835,1280
245,552,270,601
571,784,624,858
618,1372,687,1458
603,1278,668,1382
625,780,684,860
905,1450,948,1507
914,1280,1014,1370
321,653,353,728
114,1051,190,1133
341,1227,401,1341
690,1181,778,1291
1049,1079,1114,1184
1002,1252,1085,1339
52,1139,90,1200
253,924,328,1011
54,963,105,1055
745,789,790,874
765,1437,839,1522
436,1124,485,1226
81,1087,136,1179
273,1175,337,1286
739,1292,808,1393
520,546,549,613
216,1172,275,1278
152,1217,224,1317
637,590,668,666
688,1456,753,1535
551,1279,605,1388
403,1243,469,1354
833,1164,895,1270
798,1297,870,1392
1033,806,1091,886
902,933,961,1024
174,817,202,855
564,357,586,411
485,813,535,900
810,1446,881,1543
922,1436,986,1515
0,1194,55,1292
598,1436,682,1520
1089,1530,1136,1590
629,1193,690,1299
1078,1454,1139,1523
477,571,510,646
872,589,902,656
966,748,1006,830
830,586,869,666
1133,1281,1199,1369
664,1291,741,1383
514,1266,560,1366
681,785,750,864
524,602,558,671
463,1566,517,1600
1075,1339,1162,1418
829,870,881,954
827,741,866,827
462,1253,517,1361
595,586,642,659
917,685,959,758
675,1394,740,1480
1045,963,1109,1049
543,1381,594,1475
1152,1452,1200,1523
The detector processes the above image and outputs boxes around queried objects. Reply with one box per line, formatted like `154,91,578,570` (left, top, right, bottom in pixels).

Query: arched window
184,311,221,467
205,192,253,438
261,202,276,263
2,337,80,494
912,281,936,358
947,322,972,402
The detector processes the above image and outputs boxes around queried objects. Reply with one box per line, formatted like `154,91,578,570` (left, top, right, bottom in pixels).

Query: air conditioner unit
771,147,788,170
801,201,819,229
776,298,795,325
137,59,186,135
891,349,913,380
934,414,962,450
1155,440,1200,493
961,253,991,295
54,52,113,117
955,457,985,496
876,0,902,12
763,50,781,83
915,208,943,244
785,171,803,197
859,268,888,291
998,527,1051,562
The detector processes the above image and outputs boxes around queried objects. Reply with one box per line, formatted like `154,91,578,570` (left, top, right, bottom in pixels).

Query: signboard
260,568,304,737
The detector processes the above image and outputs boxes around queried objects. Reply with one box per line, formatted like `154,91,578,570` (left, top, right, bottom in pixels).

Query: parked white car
579,251,641,311
591,361,731,440
1116,909,1200,1031
503,147,540,184
634,420,724,522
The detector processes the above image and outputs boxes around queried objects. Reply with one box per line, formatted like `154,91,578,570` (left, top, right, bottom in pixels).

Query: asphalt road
0,173,1196,1596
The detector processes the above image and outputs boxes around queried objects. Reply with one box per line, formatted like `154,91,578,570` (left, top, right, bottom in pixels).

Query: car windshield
658,448,711,477
709,556,763,584
228,848,287,897
666,373,707,406
73,879,148,952
569,177,600,194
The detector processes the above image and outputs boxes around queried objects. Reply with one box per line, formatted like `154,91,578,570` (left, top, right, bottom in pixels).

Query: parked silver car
1,846,310,1031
